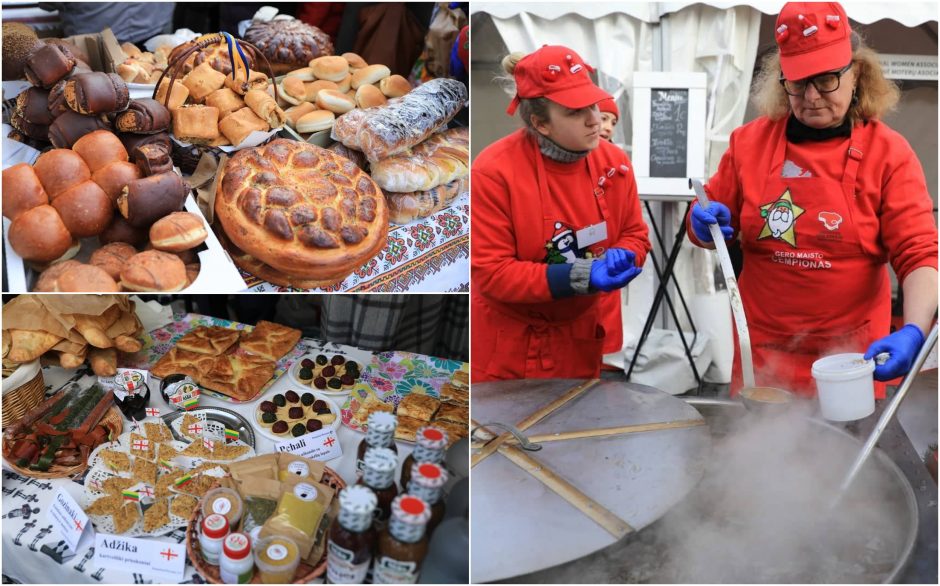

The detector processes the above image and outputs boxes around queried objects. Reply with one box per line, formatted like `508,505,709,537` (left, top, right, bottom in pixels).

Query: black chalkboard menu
649,88,689,178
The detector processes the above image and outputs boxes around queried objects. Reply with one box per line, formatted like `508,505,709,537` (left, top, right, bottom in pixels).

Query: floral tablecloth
243,193,469,292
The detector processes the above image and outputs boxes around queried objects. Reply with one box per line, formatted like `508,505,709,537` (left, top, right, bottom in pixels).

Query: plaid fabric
314,295,468,361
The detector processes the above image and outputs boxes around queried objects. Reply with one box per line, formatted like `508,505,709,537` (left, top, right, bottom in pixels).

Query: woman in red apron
688,2,938,398
471,45,652,382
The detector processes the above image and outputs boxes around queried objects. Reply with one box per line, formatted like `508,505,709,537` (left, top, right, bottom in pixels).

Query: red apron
732,121,890,398
472,135,618,382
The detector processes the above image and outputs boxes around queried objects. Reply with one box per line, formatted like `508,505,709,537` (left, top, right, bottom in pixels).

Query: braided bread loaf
215,139,388,285
331,78,468,162
244,19,334,75
370,127,469,193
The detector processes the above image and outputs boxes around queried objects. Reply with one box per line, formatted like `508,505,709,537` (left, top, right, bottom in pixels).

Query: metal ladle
833,322,938,506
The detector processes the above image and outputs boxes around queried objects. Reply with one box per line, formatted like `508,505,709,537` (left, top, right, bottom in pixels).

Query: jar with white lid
199,513,230,565
219,532,254,584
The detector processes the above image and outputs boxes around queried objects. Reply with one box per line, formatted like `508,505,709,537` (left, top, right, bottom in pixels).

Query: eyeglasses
779,63,853,96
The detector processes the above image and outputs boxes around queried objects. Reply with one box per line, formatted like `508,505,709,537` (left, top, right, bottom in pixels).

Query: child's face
599,112,618,141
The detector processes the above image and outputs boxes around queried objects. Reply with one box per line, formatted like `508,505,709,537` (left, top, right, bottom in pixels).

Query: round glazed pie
215,139,388,286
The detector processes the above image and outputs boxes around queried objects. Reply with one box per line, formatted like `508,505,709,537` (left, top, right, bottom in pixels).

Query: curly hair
751,31,900,122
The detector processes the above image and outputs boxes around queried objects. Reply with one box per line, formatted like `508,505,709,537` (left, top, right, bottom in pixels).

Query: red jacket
688,116,937,396
471,130,650,381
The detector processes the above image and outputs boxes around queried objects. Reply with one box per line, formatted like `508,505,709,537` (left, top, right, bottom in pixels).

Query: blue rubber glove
590,250,642,292
863,324,925,381
690,202,734,243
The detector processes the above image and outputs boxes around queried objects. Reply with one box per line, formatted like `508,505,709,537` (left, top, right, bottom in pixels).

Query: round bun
89,241,137,280
296,110,335,133
33,259,82,292
355,84,387,109
120,250,187,292
185,262,201,287
98,214,148,247
309,56,348,82
8,204,72,262
55,263,119,292
3,22,41,81
303,79,338,102
335,73,352,94
285,102,317,129
279,76,306,106
149,211,208,252
2,163,48,221
285,67,315,81
51,180,113,237
315,89,355,114
72,129,128,172
33,149,91,199
92,160,142,203
342,52,368,69
378,74,411,98
351,64,390,90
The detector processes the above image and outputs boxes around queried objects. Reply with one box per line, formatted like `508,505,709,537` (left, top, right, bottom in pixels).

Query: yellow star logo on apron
758,188,805,247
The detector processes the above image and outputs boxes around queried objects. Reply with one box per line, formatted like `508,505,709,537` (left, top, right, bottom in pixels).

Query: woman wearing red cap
688,2,937,397
471,45,651,382
598,98,620,142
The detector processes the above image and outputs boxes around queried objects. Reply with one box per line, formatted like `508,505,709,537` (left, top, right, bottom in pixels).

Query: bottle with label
357,447,399,526
326,485,379,584
219,532,254,584
160,373,201,410
406,462,448,534
112,369,151,420
199,513,230,565
373,495,432,584
400,426,448,490
357,412,398,474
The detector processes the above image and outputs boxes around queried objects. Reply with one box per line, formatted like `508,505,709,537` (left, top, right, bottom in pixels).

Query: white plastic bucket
811,353,875,421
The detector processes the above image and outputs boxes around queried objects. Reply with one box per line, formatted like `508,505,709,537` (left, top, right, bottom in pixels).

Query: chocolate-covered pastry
117,172,188,227
64,72,130,115
48,110,111,149
47,79,69,117
23,43,75,88
120,131,171,157
99,214,148,247
134,143,173,176
113,98,170,134
10,111,48,141
16,87,54,126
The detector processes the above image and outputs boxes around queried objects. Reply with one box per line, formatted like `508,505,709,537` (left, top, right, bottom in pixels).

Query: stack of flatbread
151,321,301,401
2,295,144,377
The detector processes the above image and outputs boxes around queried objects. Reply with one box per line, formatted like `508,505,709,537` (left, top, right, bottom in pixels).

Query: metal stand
626,201,701,391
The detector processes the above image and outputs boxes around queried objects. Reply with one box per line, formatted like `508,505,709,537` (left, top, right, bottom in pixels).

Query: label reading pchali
373,556,419,584
326,540,370,584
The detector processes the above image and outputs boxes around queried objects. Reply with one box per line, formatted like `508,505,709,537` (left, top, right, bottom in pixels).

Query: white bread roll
316,89,356,114
343,52,368,69
304,79,339,102
355,84,387,109
379,74,412,98
335,73,352,94
285,67,316,81
309,56,349,82
351,64,390,89
296,110,335,133
285,102,318,129
279,76,307,106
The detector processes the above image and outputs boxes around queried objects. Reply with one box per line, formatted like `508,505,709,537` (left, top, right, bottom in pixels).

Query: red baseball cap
507,45,611,115
775,2,853,81
598,98,619,119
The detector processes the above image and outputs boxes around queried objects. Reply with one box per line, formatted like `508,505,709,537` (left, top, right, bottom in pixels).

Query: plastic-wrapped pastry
331,78,467,162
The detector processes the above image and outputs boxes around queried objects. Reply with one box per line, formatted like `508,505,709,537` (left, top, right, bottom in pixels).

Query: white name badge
275,428,343,462
576,221,608,249
94,533,185,581
47,487,91,552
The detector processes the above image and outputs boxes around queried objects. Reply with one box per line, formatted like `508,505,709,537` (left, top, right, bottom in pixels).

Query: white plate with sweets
253,389,341,441
287,349,370,396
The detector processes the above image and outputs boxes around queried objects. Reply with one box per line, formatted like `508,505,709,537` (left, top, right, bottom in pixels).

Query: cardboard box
3,196,247,293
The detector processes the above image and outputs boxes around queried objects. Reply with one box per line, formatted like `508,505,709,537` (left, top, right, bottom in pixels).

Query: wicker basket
187,467,346,584
1,360,45,429
1,406,124,479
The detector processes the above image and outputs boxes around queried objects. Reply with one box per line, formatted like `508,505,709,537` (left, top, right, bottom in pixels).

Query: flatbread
102,476,136,495
354,396,394,427
129,432,155,461
86,494,123,515
7,329,62,363
397,393,440,421
394,415,426,442
144,421,173,443
451,370,469,388
175,326,241,355
151,346,215,379
197,353,275,401
132,458,157,485
113,503,140,534
170,495,198,519
238,320,301,361
429,420,467,446
143,498,170,532
100,450,131,473
180,414,205,441
434,403,468,425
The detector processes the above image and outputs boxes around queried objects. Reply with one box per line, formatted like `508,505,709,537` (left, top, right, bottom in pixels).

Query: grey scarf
537,133,589,163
